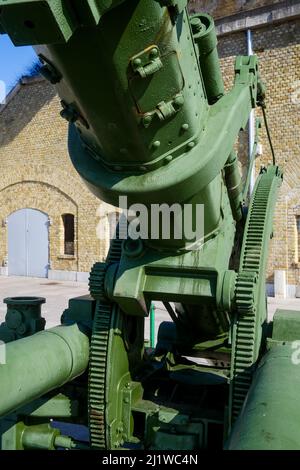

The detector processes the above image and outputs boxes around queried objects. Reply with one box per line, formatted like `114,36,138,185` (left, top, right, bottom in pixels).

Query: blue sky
0,35,37,96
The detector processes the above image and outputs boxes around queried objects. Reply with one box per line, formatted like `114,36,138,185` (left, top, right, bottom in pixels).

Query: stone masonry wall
0,78,111,275
193,1,300,289
189,0,283,19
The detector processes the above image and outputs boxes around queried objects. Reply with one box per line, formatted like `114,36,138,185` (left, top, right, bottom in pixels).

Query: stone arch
0,181,79,272
0,164,87,207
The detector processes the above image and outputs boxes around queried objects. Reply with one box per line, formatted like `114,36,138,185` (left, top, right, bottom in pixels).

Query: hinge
141,93,184,128
131,46,163,78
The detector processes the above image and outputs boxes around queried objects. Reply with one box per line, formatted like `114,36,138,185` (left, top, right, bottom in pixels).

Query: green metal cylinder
224,151,243,222
227,344,300,449
0,325,89,418
191,13,224,104
36,0,207,170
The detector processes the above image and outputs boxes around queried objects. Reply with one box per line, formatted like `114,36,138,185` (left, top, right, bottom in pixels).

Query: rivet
164,155,173,164
182,123,189,131
142,114,152,127
174,95,184,108
152,140,161,149
150,47,158,58
133,58,142,67
187,142,195,150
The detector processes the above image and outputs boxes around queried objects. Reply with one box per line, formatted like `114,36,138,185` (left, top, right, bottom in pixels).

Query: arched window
62,214,75,255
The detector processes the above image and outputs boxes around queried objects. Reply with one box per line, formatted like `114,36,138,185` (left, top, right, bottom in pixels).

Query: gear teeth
89,262,106,300
230,167,282,425
88,231,123,449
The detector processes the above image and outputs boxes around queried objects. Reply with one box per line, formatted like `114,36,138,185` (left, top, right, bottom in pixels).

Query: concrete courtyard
1,276,300,342
0,276,169,341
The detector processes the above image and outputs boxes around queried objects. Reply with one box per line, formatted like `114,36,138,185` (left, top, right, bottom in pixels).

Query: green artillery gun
0,0,297,450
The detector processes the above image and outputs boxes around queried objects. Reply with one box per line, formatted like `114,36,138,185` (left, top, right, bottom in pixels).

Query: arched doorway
8,208,49,278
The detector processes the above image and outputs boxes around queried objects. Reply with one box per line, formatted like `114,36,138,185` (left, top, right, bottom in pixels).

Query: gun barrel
0,325,89,418
227,344,300,450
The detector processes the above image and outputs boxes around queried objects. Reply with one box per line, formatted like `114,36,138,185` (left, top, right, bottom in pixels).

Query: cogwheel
230,166,282,425
235,271,257,314
89,262,106,300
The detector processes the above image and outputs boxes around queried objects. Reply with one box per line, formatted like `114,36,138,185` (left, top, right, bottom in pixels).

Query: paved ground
1,276,300,342
0,276,169,341
0,276,88,329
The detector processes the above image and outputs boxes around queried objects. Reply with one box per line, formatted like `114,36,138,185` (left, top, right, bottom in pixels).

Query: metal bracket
39,54,62,85
155,0,188,20
234,55,258,108
60,101,89,129
131,46,163,78
141,92,184,128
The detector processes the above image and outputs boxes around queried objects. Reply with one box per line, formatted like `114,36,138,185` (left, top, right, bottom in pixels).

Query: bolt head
174,95,184,108
150,47,158,58
142,114,152,127
190,17,203,34
133,58,142,67
152,140,161,149
164,155,173,165
187,142,195,150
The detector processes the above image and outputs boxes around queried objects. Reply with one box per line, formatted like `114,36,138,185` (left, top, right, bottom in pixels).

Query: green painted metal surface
150,304,156,348
0,325,89,418
0,0,293,450
227,343,300,450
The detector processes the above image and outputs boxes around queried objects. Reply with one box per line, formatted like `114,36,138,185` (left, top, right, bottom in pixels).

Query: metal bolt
182,123,189,131
187,142,195,150
173,95,184,108
133,58,142,67
190,17,203,34
142,114,152,128
150,47,159,58
164,155,173,164
152,140,161,149
124,397,129,404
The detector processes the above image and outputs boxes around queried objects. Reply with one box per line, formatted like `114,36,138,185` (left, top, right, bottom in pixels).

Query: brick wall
1,2,300,292
0,78,113,275
193,1,300,291
189,0,282,19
